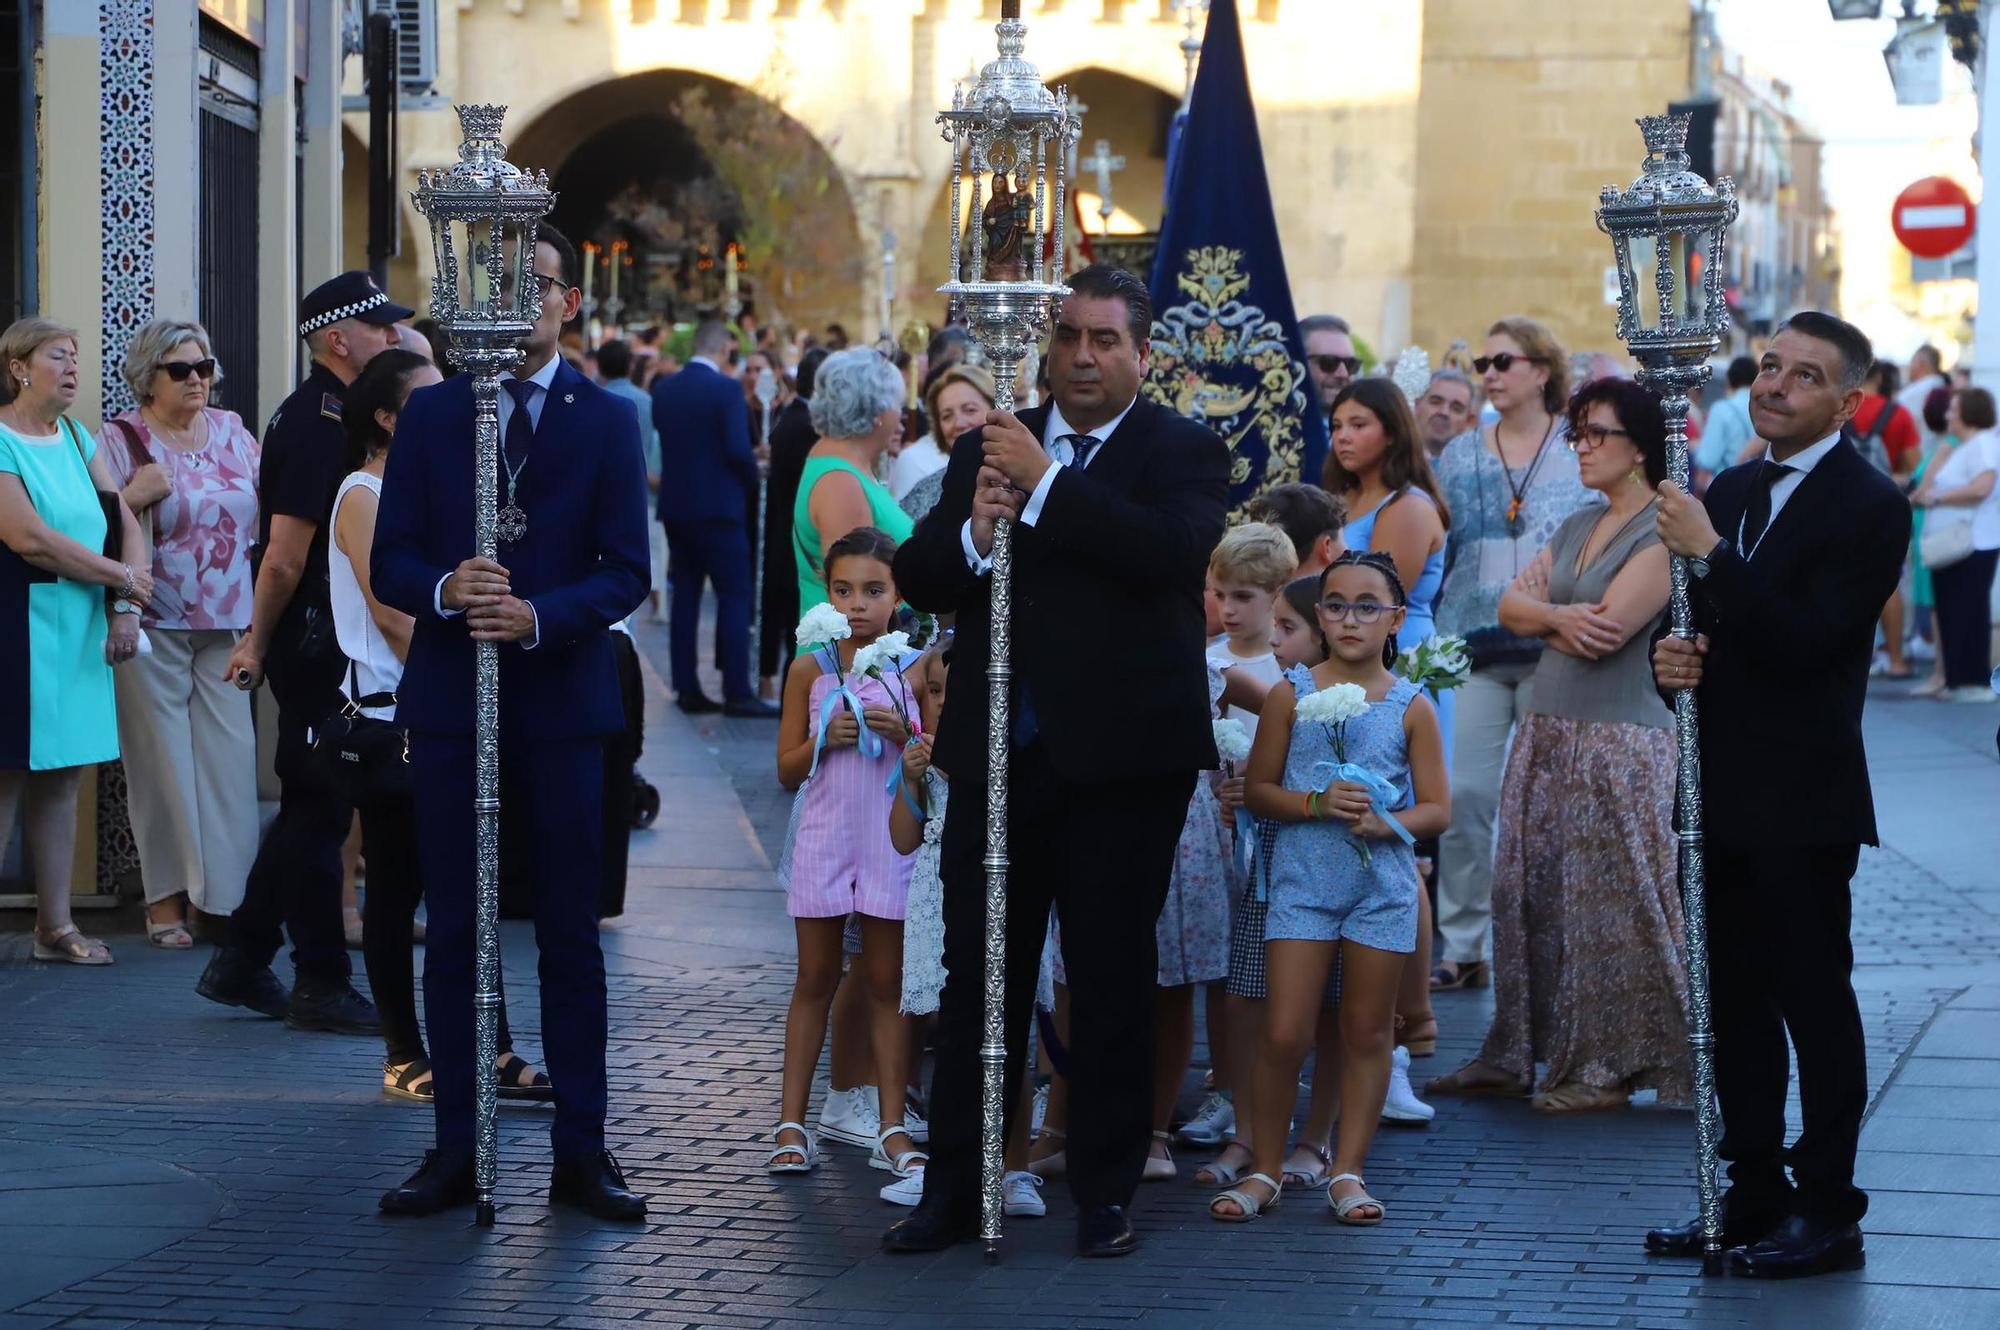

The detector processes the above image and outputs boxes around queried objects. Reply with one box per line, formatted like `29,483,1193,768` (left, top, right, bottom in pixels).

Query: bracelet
1305,790,1320,822
118,563,135,598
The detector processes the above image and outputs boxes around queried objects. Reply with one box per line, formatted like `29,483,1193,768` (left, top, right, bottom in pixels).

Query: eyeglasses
1569,425,1631,452
501,272,569,298
1473,352,1531,374
1318,597,1391,623
161,358,217,382
1311,354,1362,375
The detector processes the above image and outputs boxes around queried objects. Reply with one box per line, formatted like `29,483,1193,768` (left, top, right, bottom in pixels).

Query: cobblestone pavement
2,620,1997,1330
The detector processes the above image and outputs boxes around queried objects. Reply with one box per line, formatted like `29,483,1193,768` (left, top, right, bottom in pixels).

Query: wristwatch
1688,538,1729,580
111,598,140,617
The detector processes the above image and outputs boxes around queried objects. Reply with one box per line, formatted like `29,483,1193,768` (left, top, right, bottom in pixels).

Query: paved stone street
4,619,1999,1330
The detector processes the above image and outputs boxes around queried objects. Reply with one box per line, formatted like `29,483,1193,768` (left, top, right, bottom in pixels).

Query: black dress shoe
882,1203,976,1253
379,1150,476,1216
1645,1210,1786,1258
1727,1215,1864,1280
286,981,382,1035
722,696,781,718
549,1151,647,1222
195,950,289,1019
1077,1204,1138,1258
677,692,722,715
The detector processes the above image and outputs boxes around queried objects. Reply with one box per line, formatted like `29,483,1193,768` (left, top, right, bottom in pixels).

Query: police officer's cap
297,271,415,341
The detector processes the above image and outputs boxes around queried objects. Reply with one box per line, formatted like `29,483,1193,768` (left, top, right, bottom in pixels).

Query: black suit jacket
894,396,1230,785
1688,437,1909,848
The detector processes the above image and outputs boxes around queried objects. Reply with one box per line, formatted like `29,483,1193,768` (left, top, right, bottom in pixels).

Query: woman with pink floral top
99,319,261,947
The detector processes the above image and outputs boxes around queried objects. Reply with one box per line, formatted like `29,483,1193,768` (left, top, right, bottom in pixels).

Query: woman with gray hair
791,347,914,611
97,317,261,948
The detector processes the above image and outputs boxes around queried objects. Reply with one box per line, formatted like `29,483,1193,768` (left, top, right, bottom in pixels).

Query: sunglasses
1311,354,1362,375
161,358,217,382
1318,597,1392,624
1473,352,1532,375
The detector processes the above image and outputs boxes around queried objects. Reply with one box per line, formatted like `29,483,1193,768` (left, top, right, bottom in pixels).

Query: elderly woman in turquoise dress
0,317,152,964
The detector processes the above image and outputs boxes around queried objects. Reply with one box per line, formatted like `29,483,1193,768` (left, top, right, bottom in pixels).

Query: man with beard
1300,314,1360,420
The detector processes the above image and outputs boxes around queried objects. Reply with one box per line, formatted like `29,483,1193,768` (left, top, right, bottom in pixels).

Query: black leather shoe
549,1151,647,1222
195,950,289,1019
379,1150,475,1216
1077,1204,1138,1258
1645,1210,1786,1258
286,981,381,1035
883,1203,976,1253
677,692,722,715
1727,1215,1864,1280
722,696,781,718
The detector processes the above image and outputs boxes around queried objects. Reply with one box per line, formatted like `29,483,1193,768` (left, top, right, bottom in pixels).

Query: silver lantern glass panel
934,0,1079,1263
411,102,556,1229
1596,109,1737,1273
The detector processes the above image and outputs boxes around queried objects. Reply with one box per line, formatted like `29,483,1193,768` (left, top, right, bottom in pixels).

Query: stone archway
508,70,867,334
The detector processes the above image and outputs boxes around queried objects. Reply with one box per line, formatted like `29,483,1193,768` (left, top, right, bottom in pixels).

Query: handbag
312,659,410,806
60,417,123,563
1919,509,1976,570
108,416,159,565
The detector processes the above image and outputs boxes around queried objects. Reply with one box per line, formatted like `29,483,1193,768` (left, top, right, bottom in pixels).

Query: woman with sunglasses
1428,376,1689,1113
1429,316,1598,992
98,318,262,948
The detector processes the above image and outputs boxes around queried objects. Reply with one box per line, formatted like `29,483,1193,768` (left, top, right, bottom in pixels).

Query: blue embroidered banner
1144,0,1328,515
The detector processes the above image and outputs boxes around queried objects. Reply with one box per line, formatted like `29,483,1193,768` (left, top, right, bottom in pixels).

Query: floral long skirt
1477,713,1693,1103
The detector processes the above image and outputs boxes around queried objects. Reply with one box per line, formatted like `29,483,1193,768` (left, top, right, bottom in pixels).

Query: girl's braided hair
1319,549,1407,669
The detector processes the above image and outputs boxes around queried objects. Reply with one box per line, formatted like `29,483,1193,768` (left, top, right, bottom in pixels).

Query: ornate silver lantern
935,0,1079,1262
1596,111,1737,1272
411,103,555,1229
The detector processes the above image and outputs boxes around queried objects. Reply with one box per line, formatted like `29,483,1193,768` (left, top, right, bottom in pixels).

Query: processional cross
1080,138,1125,225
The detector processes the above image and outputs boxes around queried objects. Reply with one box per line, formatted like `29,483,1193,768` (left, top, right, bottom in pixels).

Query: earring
1629,467,1645,486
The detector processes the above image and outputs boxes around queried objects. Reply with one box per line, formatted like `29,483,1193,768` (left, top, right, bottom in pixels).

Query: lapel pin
563,393,574,404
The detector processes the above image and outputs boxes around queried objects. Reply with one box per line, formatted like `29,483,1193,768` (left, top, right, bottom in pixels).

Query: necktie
1058,432,1100,469
1738,458,1789,555
503,378,539,475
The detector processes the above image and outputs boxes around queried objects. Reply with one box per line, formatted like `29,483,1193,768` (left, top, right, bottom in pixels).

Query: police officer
196,272,410,1033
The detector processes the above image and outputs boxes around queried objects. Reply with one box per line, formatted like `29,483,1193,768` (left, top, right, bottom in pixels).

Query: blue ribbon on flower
808,683,880,777
884,745,930,823
1307,759,1418,849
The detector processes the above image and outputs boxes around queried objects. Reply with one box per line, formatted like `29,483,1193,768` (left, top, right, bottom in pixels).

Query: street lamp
1596,110,1738,1274
936,0,1078,1264
410,102,556,1229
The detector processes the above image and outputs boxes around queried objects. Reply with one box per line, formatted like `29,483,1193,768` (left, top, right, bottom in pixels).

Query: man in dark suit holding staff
883,265,1229,1259
1649,311,1910,1279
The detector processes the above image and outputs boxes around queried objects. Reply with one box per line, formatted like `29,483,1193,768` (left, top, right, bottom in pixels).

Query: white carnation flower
795,604,851,646
1294,681,1369,726
1211,717,1252,765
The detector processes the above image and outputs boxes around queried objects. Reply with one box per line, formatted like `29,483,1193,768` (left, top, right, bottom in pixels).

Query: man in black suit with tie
1649,311,1910,1279
884,265,1229,1258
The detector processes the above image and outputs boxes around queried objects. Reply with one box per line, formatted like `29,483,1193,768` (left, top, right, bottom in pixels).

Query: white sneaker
818,1085,880,1148
1003,1170,1046,1217
1381,1046,1435,1125
902,1104,930,1144
1947,686,1998,704
1906,635,1937,662
879,1169,925,1206
1176,1091,1235,1145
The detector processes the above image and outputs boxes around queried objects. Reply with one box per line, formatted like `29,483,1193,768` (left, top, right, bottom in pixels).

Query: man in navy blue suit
370,225,652,1221
650,319,777,717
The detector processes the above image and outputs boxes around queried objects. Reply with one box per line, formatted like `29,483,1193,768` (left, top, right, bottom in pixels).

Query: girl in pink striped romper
770,527,926,1184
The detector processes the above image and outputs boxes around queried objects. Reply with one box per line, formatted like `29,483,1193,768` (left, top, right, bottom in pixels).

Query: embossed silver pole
412,105,556,1230
1597,113,1737,1273
935,0,1079,1263
752,373,778,671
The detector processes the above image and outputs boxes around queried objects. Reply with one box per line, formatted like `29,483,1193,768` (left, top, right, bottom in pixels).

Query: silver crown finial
1637,113,1693,174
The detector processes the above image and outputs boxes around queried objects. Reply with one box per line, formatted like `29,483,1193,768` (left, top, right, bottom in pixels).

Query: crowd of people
0,237,1984,1275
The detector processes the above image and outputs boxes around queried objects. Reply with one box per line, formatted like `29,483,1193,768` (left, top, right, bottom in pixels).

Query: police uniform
198,272,411,1024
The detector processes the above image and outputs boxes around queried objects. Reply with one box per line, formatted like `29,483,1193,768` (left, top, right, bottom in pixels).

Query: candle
725,243,739,308
582,242,596,309
609,242,620,303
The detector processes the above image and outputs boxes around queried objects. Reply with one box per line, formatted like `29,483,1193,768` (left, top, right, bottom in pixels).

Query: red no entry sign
1893,176,1976,259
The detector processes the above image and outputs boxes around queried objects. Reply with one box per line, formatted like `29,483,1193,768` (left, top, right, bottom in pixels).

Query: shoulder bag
312,660,410,806
60,417,126,603
1919,505,1975,570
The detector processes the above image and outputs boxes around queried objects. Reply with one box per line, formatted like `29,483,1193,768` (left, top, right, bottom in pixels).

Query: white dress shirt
434,352,564,644
1740,430,1840,559
959,396,1139,573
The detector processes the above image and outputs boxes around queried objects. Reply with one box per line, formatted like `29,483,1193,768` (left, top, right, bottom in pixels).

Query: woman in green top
0,317,151,965
793,348,915,612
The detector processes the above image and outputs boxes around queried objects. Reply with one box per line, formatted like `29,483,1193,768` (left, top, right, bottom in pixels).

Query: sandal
383,1056,435,1102
1425,1060,1528,1098
768,1122,816,1174
870,1125,928,1178
1531,1082,1629,1114
1281,1141,1332,1189
1143,1130,1177,1182
496,1051,555,1102
1194,1139,1255,1188
1027,1127,1067,1179
1429,959,1489,991
32,925,112,966
1396,1011,1438,1057
1328,1172,1385,1226
1208,1172,1282,1222
147,921,195,949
